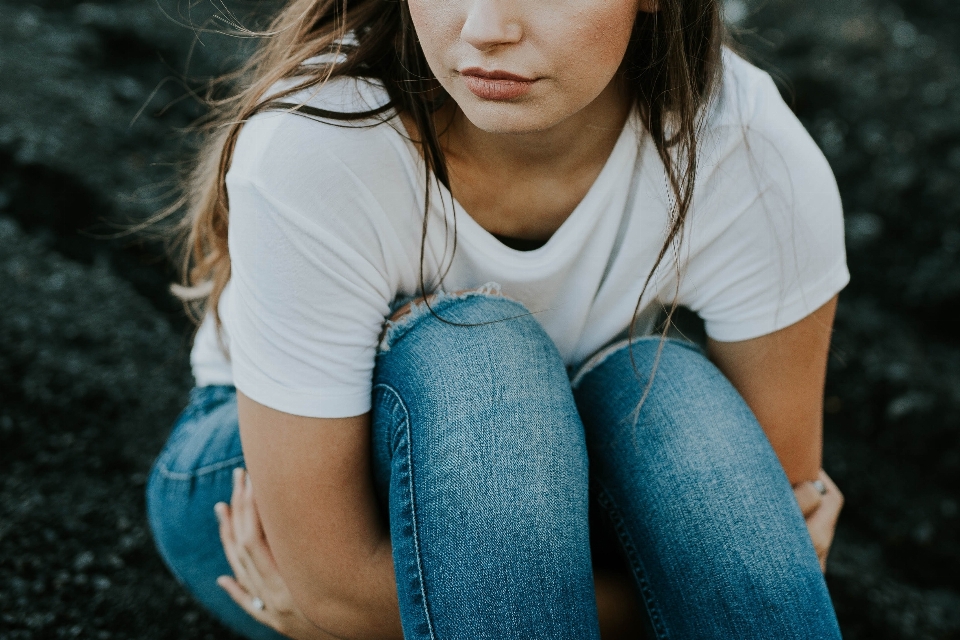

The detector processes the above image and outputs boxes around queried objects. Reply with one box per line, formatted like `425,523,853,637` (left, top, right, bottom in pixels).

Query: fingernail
214,502,224,521
233,467,241,486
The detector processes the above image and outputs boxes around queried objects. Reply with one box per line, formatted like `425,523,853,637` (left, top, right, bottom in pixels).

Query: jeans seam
595,483,670,640
154,455,245,481
373,383,438,640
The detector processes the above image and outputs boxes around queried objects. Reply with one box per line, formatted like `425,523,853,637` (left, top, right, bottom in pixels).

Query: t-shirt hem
704,262,850,343
233,372,372,419
192,368,235,389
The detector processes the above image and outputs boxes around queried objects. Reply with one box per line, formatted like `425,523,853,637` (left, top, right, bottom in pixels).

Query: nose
461,0,523,51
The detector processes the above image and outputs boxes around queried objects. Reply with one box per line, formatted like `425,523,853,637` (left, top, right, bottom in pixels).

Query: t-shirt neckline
396,111,640,266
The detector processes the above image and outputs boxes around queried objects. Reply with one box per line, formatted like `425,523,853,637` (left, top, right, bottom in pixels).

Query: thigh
573,337,840,640
371,291,600,640
146,386,285,640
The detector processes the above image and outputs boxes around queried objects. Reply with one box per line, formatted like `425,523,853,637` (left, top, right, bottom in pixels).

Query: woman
146,0,847,637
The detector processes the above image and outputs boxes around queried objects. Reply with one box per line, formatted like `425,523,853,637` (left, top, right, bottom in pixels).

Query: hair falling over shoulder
172,0,727,329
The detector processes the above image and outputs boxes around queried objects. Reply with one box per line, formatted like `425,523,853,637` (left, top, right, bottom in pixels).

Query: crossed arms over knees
230,295,843,638
236,400,402,640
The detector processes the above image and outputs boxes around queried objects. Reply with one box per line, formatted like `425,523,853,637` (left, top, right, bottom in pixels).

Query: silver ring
251,596,265,611
812,480,827,496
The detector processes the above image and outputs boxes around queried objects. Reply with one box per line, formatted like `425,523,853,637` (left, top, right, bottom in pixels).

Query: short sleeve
224,107,407,418
676,61,849,342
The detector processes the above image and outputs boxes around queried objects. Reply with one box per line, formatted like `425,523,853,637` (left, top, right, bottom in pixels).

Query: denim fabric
147,293,840,639
146,386,285,640
572,337,842,639
371,292,600,639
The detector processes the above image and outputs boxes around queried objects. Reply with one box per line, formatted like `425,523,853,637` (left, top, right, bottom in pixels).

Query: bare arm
708,296,843,570
236,393,402,640
706,296,838,485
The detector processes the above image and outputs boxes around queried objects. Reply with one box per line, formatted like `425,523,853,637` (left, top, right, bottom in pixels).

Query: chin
455,99,568,135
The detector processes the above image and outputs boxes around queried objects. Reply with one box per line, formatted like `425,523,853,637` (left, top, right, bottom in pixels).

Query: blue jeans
146,292,841,639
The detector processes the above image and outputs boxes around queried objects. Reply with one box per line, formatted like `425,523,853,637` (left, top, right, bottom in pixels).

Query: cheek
406,1,458,68
554,3,638,79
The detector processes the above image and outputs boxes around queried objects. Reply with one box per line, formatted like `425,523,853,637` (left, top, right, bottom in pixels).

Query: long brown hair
173,0,726,331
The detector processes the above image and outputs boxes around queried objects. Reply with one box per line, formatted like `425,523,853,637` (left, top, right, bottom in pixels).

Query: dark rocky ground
1,0,958,637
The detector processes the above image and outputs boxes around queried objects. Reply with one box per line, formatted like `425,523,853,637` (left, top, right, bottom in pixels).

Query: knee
573,337,760,451
376,290,572,411
373,291,588,505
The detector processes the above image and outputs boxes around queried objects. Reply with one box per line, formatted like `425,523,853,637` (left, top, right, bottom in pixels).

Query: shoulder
671,52,848,340
705,49,829,174
696,49,839,212
224,75,425,269
708,48,790,131
228,76,418,209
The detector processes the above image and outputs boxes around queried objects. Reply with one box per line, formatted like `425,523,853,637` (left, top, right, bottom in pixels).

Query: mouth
458,67,536,101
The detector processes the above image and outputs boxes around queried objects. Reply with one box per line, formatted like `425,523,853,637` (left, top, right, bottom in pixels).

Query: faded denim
147,292,841,639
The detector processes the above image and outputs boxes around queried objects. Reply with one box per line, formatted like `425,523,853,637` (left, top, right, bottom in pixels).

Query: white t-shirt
190,50,849,419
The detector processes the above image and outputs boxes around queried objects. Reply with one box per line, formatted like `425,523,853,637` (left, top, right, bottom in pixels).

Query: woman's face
408,0,649,135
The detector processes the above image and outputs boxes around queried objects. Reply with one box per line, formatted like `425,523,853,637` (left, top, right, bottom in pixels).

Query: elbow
297,594,401,640
287,556,401,640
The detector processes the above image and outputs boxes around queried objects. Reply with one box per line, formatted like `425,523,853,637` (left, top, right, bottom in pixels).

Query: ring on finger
812,480,828,496
252,596,265,611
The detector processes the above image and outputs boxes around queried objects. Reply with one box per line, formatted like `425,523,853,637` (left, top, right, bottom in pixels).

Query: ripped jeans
146,292,841,639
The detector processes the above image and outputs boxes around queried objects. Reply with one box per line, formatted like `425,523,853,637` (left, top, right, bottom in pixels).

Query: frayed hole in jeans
378,283,504,353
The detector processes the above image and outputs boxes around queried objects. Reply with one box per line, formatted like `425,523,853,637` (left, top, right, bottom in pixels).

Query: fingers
216,469,326,637
216,500,253,594
792,480,824,518
217,575,272,625
217,468,269,598
804,470,844,572
231,470,284,589
819,469,844,507
217,468,297,607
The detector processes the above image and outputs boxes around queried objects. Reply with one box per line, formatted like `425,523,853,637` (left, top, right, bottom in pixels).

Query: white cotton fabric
190,50,849,418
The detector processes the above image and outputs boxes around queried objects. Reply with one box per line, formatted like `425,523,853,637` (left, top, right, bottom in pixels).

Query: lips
459,67,536,101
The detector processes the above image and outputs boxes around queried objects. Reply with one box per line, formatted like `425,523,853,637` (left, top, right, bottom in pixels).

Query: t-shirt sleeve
224,111,400,418
676,65,849,342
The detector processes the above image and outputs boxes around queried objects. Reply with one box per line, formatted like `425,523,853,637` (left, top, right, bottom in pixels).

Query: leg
572,338,841,639
370,291,601,640
146,386,285,640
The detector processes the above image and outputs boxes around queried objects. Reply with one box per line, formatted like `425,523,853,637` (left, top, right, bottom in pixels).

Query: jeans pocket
153,386,244,481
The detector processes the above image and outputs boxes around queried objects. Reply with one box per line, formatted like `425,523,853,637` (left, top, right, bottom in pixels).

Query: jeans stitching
373,383,438,640
152,387,243,481
145,469,191,590
595,483,671,640
155,455,246,481
373,384,410,457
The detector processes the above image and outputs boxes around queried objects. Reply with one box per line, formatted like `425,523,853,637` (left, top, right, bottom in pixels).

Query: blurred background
0,0,958,637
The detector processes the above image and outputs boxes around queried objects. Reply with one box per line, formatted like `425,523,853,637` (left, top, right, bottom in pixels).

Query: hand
792,469,844,573
215,468,335,640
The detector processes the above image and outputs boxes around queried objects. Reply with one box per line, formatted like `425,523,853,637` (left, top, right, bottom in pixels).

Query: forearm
253,471,403,640
707,297,838,486
236,395,402,640
763,418,822,485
